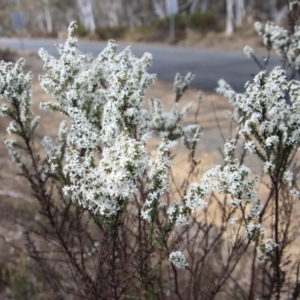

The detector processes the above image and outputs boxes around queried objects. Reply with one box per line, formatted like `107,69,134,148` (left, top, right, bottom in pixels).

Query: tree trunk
226,0,234,36
37,12,46,33
77,0,96,33
270,0,286,24
105,0,120,27
121,0,130,28
246,0,254,23
151,0,165,19
190,0,200,14
270,0,277,21
274,7,287,24
235,0,245,27
200,0,208,12
43,0,53,33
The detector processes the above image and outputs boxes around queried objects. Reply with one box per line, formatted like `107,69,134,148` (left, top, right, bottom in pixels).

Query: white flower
229,218,238,225
141,209,152,222
259,239,278,261
185,183,207,213
5,139,22,167
144,139,175,210
224,139,236,159
284,170,294,185
167,201,188,227
246,223,262,239
182,124,202,153
291,188,300,199
174,72,195,101
169,251,188,269
244,141,256,153
265,135,279,147
254,21,263,35
264,161,275,174
244,45,254,58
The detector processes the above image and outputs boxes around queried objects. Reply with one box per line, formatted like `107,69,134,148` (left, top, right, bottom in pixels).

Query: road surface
0,38,282,93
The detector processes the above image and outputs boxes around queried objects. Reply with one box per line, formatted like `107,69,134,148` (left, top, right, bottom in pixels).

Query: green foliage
153,15,187,31
1,257,45,299
134,269,168,300
52,0,73,11
127,11,220,43
143,10,219,34
95,26,127,40
129,15,187,42
73,24,89,37
186,11,219,33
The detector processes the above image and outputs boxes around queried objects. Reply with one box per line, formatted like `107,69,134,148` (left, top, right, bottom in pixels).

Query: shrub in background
0,47,16,63
186,11,220,33
128,15,187,43
129,12,219,43
73,23,89,38
95,26,127,41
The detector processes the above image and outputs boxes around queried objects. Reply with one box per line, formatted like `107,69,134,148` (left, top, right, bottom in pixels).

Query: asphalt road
0,37,282,93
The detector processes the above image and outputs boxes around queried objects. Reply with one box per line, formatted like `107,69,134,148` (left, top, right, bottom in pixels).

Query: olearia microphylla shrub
1,4,300,297
214,2,300,299
0,21,211,298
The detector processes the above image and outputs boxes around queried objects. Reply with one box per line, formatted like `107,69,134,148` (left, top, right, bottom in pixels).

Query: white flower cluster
217,67,300,175
39,21,156,148
0,58,32,117
201,140,258,208
38,22,201,151
0,59,37,167
258,239,278,262
167,201,188,227
148,72,202,147
283,169,300,199
42,121,68,160
141,139,175,223
63,133,148,216
150,97,193,140
254,19,300,70
184,140,261,238
169,251,188,269
215,19,300,261
173,72,195,102
5,139,22,167
0,64,33,130
243,45,254,59
216,79,244,123
184,183,207,213
0,22,203,227
186,140,264,240
182,124,202,156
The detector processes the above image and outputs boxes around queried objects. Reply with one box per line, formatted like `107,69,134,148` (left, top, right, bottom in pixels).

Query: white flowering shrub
214,3,300,299
0,22,205,298
1,4,300,298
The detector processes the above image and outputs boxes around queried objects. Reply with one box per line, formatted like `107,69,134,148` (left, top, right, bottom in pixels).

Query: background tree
0,0,296,41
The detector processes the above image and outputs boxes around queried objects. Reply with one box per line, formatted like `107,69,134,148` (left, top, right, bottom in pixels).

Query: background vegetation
0,0,294,43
